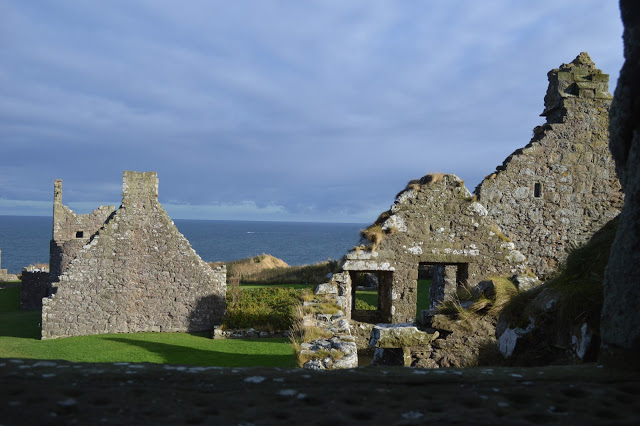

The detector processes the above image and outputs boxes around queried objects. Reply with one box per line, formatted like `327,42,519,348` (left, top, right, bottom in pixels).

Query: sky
0,1,625,223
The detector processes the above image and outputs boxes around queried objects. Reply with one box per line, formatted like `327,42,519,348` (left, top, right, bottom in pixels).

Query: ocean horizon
0,215,365,275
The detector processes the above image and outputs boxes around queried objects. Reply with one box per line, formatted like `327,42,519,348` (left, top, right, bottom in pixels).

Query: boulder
369,323,439,348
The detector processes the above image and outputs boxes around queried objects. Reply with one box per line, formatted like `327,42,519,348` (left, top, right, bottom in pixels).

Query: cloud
0,1,625,223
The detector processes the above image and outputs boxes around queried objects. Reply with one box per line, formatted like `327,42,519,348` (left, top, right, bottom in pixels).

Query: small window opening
534,182,542,198
75,231,84,238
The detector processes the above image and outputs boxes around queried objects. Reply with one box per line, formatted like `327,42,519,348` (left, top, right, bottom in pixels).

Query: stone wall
475,53,623,277
0,249,7,281
20,267,50,311
600,0,640,368
343,174,526,323
42,171,226,339
49,179,116,283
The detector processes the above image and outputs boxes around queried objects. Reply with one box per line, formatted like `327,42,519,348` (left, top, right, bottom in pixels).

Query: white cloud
0,1,625,222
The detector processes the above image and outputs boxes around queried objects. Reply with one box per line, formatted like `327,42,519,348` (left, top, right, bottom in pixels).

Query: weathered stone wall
343,174,526,323
600,0,640,368
20,267,50,311
476,53,623,277
42,171,226,339
0,249,7,281
49,179,116,283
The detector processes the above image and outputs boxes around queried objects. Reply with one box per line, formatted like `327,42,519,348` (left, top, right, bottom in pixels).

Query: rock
600,0,640,370
303,359,325,370
314,283,338,295
511,275,542,291
369,323,439,348
497,320,536,358
571,323,593,361
474,280,496,298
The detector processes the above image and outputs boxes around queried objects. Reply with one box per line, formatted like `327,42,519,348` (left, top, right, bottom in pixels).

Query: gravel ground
1,359,639,425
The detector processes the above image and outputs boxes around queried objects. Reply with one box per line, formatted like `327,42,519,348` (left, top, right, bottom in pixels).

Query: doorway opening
419,262,469,313
348,270,393,323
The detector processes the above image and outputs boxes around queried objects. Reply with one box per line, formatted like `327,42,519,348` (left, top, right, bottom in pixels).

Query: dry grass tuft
360,224,386,250
421,173,447,184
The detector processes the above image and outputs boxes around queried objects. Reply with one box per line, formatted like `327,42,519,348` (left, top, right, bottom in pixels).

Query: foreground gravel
1,359,639,425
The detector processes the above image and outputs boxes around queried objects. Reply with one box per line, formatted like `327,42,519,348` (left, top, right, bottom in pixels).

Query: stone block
369,323,439,348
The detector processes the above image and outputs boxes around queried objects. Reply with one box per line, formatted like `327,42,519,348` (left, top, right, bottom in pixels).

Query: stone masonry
41,171,226,339
0,249,8,282
475,53,623,277
343,174,527,323
20,265,50,311
600,0,640,369
49,179,117,284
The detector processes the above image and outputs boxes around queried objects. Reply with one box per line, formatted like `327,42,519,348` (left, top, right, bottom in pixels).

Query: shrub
223,287,303,331
355,298,376,311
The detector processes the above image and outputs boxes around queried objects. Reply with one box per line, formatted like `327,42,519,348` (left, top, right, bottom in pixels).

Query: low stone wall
212,327,289,339
296,275,358,370
20,269,50,311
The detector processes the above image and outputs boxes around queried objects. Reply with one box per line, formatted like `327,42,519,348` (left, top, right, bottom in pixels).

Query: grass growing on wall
0,285,296,368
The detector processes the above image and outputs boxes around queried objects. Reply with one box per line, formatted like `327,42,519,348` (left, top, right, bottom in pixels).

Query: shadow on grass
0,286,41,339
0,311,41,339
100,336,297,368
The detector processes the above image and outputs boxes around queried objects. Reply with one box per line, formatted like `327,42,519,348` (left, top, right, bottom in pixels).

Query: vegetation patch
212,255,340,286
360,224,386,250
223,286,305,331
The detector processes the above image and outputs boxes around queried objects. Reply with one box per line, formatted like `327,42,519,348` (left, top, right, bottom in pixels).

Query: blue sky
0,1,624,223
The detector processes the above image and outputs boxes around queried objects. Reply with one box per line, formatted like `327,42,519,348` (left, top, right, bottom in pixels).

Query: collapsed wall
343,174,527,323
42,171,226,339
49,179,116,283
475,53,623,277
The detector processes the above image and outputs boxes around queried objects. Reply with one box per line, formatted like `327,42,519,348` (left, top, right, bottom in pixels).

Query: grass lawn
354,279,431,321
0,285,296,367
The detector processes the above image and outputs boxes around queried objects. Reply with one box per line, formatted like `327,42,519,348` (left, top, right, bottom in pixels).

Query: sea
0,215,365,275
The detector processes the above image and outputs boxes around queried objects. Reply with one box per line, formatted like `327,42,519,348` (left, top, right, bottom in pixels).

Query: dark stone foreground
1,359,639,425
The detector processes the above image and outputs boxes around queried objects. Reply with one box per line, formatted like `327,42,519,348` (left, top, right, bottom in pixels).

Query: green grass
416,279,431,320
353,279,431,320
0,285,296,367
355,289,377,308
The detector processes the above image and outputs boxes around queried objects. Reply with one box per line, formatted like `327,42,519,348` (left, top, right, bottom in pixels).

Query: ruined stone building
0,249,7,282
343,174,527,323
476,53,623,277
342,53,622,324
41,171,226,339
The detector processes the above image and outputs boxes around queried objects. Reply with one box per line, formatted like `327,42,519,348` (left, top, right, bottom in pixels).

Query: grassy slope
0,286,295,367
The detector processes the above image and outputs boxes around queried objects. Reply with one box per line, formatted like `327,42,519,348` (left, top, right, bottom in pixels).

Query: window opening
75,231,84,238
534,182,542,198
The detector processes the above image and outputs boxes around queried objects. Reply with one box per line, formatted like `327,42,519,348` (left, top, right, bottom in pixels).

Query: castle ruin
41,171,226,339
343,174,527,323
342,53,622,324
476,52,623,277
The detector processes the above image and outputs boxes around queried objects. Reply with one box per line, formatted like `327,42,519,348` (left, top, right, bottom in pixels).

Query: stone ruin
41,171,226,339
600,0,640,369
476,52,623,277
20,265,50,311
343,174,527,324
0,249,8,282
341,53,622,329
